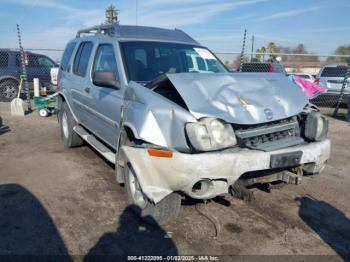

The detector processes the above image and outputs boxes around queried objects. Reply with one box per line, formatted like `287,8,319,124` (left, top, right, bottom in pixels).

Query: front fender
124,82,196,152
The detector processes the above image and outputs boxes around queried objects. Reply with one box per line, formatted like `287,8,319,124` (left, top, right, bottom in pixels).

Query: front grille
234,116,304,152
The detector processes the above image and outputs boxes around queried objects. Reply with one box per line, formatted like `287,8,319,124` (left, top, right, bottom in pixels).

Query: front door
86,43,122,149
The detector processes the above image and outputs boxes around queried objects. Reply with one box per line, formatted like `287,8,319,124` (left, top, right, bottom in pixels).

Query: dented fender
123,81,196,152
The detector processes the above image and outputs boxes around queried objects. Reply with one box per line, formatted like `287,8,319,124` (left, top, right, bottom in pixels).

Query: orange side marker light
147,149,173,158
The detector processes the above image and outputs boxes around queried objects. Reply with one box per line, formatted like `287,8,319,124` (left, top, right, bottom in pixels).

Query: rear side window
241,63,269,72
321,67,347,77
73,42,93,77
0,52,9,67
61,42,76,71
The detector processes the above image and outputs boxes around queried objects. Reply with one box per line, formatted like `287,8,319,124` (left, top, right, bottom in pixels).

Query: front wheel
124,162,181,225
0,80,18,102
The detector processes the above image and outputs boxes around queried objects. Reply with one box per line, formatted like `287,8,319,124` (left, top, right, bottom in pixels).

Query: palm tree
256,47,267,62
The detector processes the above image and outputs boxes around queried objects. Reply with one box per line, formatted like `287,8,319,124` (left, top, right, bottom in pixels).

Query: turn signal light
147,149,173,158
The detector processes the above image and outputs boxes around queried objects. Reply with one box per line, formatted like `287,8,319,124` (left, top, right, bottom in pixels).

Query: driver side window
92,44,118,76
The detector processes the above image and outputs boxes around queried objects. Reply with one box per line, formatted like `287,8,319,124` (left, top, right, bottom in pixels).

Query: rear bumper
122,139,331,203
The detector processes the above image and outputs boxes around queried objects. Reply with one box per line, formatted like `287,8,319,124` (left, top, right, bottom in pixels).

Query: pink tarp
289,75,326,99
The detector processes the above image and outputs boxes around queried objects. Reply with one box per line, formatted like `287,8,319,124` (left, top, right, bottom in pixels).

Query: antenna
136,0,138,25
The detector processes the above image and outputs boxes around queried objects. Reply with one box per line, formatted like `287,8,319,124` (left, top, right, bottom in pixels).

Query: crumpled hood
166,73,308,125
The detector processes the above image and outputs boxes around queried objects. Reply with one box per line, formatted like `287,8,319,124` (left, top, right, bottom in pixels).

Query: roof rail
76,23,116,38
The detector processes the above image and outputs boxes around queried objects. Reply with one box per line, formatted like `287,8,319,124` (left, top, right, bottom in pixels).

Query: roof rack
76,23,117,38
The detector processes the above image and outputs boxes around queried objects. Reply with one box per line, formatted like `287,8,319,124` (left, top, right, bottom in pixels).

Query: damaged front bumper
122,139,330,203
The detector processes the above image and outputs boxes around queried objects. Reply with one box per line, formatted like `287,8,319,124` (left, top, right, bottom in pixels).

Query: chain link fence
0,25,63,103
0,48,63,102
0,27,349,120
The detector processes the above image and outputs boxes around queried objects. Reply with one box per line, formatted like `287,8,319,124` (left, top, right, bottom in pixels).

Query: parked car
57,24,330,225
311,64,349,107
239,62,286,74
0,49,58,102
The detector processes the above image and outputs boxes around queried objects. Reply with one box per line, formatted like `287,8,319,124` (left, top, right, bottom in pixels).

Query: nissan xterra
57,24,330,224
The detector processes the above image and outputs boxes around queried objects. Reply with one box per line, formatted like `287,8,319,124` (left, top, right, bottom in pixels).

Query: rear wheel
0,79,18,102
59,102,83,148
123,162,181,225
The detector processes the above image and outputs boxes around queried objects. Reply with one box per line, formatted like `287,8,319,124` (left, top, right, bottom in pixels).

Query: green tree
256,46,266,61
267,42,279,60
327,45,350,63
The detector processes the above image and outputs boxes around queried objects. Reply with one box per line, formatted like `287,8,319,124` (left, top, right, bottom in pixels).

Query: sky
0,0,349,60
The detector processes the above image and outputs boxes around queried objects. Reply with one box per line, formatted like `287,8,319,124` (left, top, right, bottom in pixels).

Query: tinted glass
241,63,270,72
61,42,76,71
196,57,206,71
0,52,9,67
16,54,38,67
92,44,118,75
37,56,54,68
321,67,347,77
121,41,227,82
73,42,93,77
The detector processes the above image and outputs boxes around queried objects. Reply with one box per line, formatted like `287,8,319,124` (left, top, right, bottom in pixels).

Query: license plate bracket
270,151,303,169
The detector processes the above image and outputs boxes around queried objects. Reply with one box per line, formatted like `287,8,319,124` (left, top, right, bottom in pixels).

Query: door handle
84,87,90,93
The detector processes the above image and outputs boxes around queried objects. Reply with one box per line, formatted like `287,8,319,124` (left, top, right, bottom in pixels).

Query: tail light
268,64,275,72
236,66,240,72
57,70,62,89
314,78,320,85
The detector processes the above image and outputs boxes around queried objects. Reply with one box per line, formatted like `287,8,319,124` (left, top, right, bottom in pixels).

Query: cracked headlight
186,118,237,151
303,112,328,141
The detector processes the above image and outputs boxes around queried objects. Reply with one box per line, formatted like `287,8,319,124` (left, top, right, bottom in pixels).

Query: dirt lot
0,102,349,260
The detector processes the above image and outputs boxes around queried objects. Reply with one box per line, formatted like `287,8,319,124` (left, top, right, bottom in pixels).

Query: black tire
59,102,83,148
0,79,18,102
123,162,181,225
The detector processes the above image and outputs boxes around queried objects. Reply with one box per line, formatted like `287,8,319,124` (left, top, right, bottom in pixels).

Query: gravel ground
0,102,349,260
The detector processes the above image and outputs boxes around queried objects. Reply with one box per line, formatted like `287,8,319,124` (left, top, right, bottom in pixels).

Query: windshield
120,41,227,82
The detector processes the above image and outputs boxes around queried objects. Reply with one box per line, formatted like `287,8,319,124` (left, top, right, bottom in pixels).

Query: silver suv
312,64,349,107
316,64,349,93
57,24,330,224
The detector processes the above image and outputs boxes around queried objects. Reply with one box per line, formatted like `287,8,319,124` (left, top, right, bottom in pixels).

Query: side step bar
73,126,116,164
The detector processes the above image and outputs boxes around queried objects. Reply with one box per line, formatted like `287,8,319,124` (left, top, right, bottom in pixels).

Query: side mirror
92,71,120,89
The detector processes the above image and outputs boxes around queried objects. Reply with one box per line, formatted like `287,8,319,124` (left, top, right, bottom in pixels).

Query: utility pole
251,35,255,61
239,29,247,72
136,0,138,25
16,24,31,112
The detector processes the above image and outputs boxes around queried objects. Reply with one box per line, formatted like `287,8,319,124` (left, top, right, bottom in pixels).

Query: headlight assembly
186,118,237,151
303,112,328,142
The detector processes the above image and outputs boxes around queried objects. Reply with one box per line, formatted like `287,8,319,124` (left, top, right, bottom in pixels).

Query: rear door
0,51,11,78
85,42,122,149
69,41,95,129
